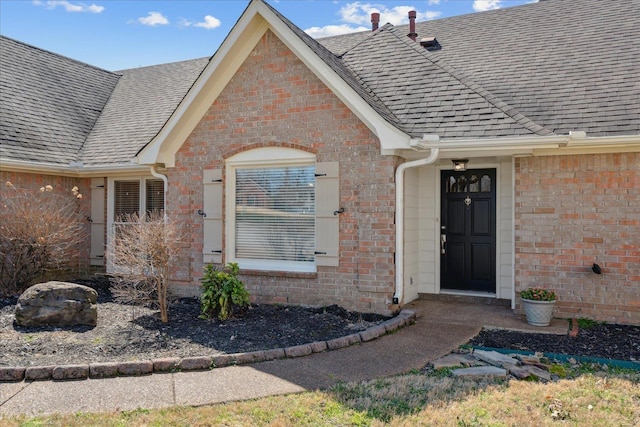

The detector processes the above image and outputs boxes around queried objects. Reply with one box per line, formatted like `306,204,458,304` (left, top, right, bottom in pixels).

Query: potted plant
520,287,557,326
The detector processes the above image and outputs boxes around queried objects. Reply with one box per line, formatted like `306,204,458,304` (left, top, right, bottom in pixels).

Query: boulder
14,281,98,327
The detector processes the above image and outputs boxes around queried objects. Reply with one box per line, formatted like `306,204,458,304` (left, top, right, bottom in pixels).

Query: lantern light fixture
452,159,469,171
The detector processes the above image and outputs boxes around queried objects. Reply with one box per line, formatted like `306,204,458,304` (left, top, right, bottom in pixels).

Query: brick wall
0,170,93,280
167,31,398,314
515,152,640,325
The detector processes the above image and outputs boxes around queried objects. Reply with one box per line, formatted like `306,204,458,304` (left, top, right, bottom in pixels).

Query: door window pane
469,175,479,192
481,175,492,192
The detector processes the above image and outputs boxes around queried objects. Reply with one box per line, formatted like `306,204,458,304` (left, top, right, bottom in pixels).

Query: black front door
440,169,496,293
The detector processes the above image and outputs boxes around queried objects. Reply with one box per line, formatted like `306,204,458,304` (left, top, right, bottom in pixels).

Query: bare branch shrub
109,275,156,322
0,182,86,296
108,211,181,323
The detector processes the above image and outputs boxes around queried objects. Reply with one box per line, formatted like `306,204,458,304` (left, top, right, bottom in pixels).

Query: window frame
226,147,317,273
106,176,165,272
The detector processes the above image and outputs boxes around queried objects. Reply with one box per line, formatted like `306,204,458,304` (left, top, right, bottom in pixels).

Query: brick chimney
371,12,380,31
408,10,417,41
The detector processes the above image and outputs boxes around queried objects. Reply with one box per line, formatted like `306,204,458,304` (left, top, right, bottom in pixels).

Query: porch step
418,293,510,307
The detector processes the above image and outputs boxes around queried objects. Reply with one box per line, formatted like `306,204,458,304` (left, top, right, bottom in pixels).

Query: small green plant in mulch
199,262,249,321
576,317,603,329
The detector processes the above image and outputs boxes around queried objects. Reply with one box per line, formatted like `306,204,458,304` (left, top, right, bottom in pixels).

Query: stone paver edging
0,309,416,383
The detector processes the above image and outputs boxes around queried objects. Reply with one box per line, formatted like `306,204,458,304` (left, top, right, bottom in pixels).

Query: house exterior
1,0,638,324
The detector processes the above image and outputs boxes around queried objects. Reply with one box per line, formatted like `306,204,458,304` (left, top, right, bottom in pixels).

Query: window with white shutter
222,147,340,273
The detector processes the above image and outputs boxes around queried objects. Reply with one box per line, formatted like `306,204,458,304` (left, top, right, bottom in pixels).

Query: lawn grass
3,366,638,426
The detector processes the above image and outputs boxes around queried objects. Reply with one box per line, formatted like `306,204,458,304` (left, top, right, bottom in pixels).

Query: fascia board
400,134,640,159
0,159,149,177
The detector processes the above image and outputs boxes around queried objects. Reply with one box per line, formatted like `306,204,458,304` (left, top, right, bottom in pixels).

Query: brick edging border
0,309,416,383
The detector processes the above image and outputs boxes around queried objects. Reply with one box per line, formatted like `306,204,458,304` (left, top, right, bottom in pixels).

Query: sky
1,0,534,71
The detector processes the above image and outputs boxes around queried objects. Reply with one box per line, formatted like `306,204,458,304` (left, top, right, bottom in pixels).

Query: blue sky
1,1,534,71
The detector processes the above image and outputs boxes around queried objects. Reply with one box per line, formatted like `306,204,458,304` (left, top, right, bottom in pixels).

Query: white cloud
138,11,169,26
338,2,441,26
305,24,369,38
305,2,443,38
194,15,221,30
33,0,104,13
473,0,503,12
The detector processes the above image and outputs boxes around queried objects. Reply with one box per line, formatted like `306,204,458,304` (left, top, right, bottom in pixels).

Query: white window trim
226,147,317,273
106,176,162,272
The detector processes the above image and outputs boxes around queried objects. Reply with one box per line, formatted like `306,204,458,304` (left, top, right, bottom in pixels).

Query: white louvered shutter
90,177,105,266
203,169,223,264
315,162,339,267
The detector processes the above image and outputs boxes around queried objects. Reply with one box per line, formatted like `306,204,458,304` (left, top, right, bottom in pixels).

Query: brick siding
515,153,640,324
167,31,398,314
0,170,93,279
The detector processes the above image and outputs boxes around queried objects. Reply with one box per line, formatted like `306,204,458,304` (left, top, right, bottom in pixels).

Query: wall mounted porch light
452,159,469,171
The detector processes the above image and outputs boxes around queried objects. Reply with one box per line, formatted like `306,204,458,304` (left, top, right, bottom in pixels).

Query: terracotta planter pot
522,299,555,326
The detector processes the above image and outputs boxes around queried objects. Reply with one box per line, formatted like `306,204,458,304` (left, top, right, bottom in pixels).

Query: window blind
114,180,140,220
235,166,315,263
145,179,164,215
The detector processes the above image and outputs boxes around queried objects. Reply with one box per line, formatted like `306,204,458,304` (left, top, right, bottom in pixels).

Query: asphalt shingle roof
320,0,640,138
79,58,209,166
0,36,119,165
1,0,638,168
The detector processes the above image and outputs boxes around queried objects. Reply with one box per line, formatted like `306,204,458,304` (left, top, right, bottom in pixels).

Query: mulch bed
2,277,639,367
0,277,388,368
469,325,640,362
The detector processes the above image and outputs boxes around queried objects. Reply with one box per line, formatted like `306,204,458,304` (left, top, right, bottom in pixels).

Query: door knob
440,234,447,254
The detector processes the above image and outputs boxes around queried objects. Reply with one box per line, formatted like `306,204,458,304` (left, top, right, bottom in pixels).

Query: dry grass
383,372,640,426
3,368,638,426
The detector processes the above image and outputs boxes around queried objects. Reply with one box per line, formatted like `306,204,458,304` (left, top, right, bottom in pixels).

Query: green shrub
200,262,249,320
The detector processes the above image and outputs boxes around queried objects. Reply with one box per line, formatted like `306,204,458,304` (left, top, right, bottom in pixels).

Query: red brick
515,153,639,324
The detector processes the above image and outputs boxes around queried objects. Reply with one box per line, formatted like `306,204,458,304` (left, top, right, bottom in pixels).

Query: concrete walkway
0,298,567,417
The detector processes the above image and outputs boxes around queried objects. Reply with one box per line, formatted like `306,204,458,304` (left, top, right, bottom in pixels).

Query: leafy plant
520,287,556,301
576,317,602,329
200,262,249,320
0,181,87,296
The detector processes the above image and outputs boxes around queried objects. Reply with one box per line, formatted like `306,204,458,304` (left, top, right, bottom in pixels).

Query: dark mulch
0,277,388,368
469,324,640,362
2,277,639,367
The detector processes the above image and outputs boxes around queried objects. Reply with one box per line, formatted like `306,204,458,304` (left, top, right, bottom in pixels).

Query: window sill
240,269,318,280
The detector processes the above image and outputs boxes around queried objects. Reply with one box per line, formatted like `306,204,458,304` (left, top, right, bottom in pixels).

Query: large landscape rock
14,281,98,327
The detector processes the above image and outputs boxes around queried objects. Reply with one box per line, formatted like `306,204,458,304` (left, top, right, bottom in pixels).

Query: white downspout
149,165,168,215
393,147,440,305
